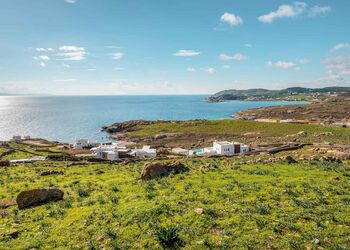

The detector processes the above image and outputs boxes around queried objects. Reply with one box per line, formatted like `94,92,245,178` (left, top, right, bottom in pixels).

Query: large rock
141,162,189,180
284,156,298,164
16,189,64,209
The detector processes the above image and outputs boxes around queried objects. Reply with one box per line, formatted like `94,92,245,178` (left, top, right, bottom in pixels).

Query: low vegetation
116,120,350,149
1,143,350,249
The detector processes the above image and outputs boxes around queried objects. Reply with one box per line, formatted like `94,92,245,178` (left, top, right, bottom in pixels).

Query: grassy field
1,156,350,249
124,120,350,146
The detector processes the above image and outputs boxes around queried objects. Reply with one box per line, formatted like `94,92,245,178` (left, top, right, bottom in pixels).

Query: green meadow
126,120,350,144
1,157,350,249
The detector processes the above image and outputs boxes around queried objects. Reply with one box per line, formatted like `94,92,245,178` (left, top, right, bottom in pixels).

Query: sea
0,95,308,142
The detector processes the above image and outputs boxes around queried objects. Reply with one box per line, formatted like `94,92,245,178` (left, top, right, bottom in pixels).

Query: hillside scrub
1,157,350,249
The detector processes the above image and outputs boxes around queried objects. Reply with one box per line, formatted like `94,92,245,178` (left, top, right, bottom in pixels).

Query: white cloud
309,5,331,16
54,79,77,82
220,12,243,26
322,55,350,76
36,48,54,52
40,62,47,68
173,50,201,57
114,67,125,71
186,68,196,72
219,53,248,61
64,0,78,3
106,45,121,49
57,45,86,61
206,68,217,74
258,2,307,23
299,58,310,64
223,65,231,69
88,69,96,71
267,60,297,69
244,44,253,48
112,52,125,60
331,43,350,52
33,55,50,61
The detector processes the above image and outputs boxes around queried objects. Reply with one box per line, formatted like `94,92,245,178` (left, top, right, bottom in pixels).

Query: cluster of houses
72,139,157,161
72,138,250,161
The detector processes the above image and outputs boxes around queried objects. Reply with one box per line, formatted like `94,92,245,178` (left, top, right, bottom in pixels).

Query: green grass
1,158,350,249
127,120,350,144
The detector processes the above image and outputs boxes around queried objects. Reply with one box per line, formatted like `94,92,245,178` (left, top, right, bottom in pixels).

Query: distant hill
205,87,350,102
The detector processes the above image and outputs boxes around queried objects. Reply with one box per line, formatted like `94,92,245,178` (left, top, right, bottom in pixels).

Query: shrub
155,226,183,249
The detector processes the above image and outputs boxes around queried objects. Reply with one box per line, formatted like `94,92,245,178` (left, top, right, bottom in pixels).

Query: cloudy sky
0,0,349,95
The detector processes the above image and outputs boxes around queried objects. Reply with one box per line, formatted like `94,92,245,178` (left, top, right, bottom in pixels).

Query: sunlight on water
0,96,308,142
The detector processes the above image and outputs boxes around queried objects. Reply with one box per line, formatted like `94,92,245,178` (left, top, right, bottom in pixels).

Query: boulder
141,161,189,180
0,161,10,167
297,131,307,136
284,156,298,164
16,189,64,209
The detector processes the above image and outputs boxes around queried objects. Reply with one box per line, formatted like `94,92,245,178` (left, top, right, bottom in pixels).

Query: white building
130,146,157,159
73,138,97,150
12,135,22,141
213,141,237,155
24,135,31,140
95,145,120,161
213,141,250,155
240,144,250,154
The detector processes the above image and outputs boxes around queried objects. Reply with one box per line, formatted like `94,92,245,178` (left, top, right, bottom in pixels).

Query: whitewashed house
213,141,250,155
130,146,157,159
73,138,98,150
213,141,237,155
95,145,119,161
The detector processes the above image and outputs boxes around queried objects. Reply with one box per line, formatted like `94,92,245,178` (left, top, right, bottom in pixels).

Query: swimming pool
192,149,204,154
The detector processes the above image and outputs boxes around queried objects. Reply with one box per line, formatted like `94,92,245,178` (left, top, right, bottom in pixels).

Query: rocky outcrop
16,189,64,209
102,120,160,134
141,161,189,180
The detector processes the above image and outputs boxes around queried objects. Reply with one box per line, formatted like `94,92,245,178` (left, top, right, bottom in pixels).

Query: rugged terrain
1,140,350,249
235,95,350,124
102,119,350,149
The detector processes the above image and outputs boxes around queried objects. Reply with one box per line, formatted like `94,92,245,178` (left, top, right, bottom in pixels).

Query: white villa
93,143,157,161
190,141,250,156
73,138,97,150
94,144,121,161
129,146,157,159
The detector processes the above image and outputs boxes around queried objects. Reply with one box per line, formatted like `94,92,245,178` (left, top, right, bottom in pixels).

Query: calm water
0,95,308,142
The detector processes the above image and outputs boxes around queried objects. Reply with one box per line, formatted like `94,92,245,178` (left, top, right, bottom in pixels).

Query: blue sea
0,95,308,142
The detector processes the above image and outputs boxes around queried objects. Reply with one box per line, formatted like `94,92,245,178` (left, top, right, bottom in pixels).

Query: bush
155,226,183,249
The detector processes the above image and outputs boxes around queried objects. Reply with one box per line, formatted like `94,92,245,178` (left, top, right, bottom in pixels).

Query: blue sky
0,0,349,95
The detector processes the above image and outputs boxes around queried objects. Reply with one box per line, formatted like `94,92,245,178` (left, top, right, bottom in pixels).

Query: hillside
1,140,350,249
235,96,350,124
102,119,350,149
205,87,350,102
